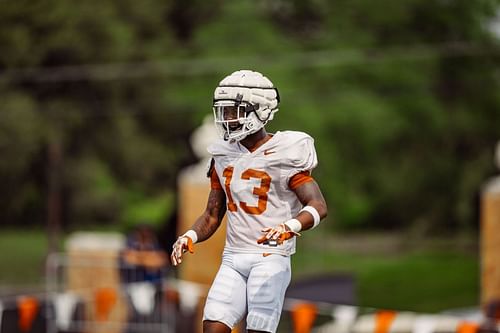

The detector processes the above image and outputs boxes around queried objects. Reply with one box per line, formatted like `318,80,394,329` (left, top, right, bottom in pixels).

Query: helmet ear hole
259,108,271,122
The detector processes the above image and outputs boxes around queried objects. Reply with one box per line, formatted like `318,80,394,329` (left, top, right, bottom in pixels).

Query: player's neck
240,129,271,152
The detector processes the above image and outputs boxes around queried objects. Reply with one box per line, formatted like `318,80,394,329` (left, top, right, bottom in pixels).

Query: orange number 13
222,167,271,215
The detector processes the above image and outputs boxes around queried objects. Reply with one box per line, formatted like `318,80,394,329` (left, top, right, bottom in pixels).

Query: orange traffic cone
94,287,117,321
291,302,318,333
457,321,480,333
374,310,397,333
17,296,39,333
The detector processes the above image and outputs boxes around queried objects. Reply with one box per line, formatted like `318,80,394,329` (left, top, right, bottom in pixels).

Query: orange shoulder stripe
289,171,314,190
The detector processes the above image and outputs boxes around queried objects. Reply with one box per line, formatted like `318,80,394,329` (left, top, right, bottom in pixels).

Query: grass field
0,229,49,291
0,228,480,313
292,230,479,313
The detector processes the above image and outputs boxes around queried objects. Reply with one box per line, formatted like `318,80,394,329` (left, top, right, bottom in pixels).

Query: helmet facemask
213,100,265,142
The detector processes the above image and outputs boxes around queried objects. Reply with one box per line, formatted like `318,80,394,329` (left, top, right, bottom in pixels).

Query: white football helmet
213,70,280,142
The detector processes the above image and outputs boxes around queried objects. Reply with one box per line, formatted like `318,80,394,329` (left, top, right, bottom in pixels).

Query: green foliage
0,90,45,223
66,155,122,225
0,0,198,229
122,190,174,230
0,0,499,233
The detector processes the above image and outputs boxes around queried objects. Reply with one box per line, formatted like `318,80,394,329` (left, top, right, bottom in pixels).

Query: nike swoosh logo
263,149,275,155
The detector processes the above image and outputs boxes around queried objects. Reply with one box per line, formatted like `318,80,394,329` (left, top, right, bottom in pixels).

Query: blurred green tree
0,0,498,235
263,0,500,232
0,0,200,229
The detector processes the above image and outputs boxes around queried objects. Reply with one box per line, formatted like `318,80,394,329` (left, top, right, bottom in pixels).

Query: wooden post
47,140,62,255
480,141,500,314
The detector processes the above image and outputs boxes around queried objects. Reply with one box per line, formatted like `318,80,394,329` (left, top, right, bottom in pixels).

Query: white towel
54,293,79,331
127,282,156,316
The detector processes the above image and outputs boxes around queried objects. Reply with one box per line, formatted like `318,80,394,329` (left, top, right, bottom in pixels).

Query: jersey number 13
222,166,271,215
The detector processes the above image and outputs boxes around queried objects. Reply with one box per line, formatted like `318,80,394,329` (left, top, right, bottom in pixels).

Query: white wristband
300,205,321,228
284,218,302,233
183,230,198,244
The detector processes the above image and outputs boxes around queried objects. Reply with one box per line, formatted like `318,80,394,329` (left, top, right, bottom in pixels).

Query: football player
171,69,328,333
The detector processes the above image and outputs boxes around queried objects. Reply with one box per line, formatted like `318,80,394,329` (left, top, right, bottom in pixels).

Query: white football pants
203,250,291,333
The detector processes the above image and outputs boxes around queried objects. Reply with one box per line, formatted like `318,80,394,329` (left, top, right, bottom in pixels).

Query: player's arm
190,188,227,242
292,179,328,231
259,174,327,244
171,187,226,266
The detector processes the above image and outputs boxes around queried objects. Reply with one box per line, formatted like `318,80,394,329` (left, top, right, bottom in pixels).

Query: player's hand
257,223,301,245
171,236,194,266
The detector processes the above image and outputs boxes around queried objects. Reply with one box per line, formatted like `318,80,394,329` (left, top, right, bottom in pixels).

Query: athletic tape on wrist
300,205,321,228
184,230,198,243
284,218,302,233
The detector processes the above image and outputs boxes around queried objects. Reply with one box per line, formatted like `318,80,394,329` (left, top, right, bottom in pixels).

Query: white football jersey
207,131,318,256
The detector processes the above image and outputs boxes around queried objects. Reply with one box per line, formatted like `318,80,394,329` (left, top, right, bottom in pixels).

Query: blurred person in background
171,70,328,333
120,224,169,284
